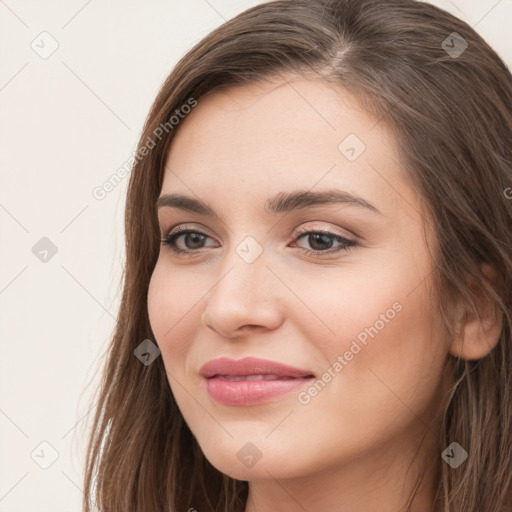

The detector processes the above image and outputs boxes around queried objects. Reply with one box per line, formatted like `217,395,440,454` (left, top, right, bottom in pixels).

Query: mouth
199,356,315,379
199,357,315,406
213,374,305,381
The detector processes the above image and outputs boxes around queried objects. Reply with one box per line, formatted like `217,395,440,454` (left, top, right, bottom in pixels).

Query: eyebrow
156,189,382,216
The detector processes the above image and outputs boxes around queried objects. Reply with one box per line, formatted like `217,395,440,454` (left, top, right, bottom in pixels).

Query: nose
200,247,284,338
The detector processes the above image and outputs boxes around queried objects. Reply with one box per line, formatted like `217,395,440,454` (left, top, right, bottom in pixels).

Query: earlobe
448,263,503,361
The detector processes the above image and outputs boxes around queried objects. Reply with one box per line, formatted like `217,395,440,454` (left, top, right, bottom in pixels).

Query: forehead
162,75,407,219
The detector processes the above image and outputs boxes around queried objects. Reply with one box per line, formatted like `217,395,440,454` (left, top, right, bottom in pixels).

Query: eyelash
160,225,357,257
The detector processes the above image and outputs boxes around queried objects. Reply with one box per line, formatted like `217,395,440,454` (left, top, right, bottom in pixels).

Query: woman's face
147,75,451,485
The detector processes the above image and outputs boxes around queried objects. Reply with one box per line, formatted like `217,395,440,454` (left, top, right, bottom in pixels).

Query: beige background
0,0,511,510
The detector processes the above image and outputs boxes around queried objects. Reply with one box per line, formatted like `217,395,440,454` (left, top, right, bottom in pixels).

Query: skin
147,74,500,511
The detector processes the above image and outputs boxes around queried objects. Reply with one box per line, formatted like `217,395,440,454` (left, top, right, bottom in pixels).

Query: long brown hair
82,1,512,510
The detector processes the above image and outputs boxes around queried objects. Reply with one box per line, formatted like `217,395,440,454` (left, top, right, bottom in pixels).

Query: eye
160,226,357,257
291,228,357,256
160,226,216,255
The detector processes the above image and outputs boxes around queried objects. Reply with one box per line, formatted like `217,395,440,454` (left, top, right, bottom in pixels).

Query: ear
449,263,503,360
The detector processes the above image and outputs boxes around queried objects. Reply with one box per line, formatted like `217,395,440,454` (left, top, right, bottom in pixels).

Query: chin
198,439,305,481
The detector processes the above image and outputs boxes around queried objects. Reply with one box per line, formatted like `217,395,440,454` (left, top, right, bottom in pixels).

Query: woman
82,0,512,510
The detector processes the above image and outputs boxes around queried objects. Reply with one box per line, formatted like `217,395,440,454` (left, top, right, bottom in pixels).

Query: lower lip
204,376,314,406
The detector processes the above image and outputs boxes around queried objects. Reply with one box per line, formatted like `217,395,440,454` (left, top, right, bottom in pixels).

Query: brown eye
292,230,357,256
161,229,216,254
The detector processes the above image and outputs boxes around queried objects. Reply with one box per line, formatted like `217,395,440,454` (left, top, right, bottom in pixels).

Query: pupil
309,233,332,250
186,233,205,249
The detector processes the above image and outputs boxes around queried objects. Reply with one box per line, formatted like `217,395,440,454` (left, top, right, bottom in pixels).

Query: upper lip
199,357,315,379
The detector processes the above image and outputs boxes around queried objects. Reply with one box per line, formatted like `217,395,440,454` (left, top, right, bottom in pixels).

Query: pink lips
199,357,315,406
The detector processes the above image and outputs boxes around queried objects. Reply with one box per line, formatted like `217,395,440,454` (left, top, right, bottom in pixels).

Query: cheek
147,264,207,420
298,252,445,400
313,274,445,421
147,263,199,366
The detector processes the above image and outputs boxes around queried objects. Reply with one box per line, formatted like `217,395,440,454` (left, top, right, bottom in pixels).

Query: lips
199,357,315,379
217,374,291,381
199,357,315,406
